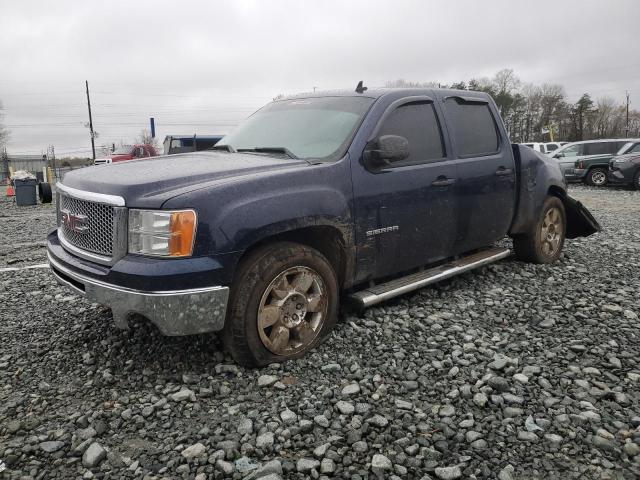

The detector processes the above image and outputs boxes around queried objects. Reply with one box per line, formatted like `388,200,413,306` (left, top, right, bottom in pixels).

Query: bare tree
0,101,9,150
385,71,640,142
136,129,160,151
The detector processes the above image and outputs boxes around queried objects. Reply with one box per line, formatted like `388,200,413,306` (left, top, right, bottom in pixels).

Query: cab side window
377,102,445,166
560,144,582,157
444,98,500,157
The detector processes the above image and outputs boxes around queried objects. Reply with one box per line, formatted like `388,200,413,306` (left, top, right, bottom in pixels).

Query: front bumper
47,237,230,336
608,167,632,184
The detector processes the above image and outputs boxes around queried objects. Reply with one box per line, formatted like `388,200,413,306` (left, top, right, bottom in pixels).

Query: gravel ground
1,185,639,480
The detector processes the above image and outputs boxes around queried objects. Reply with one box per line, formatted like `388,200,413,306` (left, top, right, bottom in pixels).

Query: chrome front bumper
48,253,229,336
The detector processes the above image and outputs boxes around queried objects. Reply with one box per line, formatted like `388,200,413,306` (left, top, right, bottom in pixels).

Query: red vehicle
94,144,158,165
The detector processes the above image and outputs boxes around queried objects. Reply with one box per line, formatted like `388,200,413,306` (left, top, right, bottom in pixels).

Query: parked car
94,144,158,165
551,139,630,184
47,87,599,366
573,139,640,186
522,142,563,155
608,141,640,189
163,135,224,155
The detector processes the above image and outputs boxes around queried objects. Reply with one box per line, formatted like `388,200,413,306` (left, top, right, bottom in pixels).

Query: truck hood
61,151,309,207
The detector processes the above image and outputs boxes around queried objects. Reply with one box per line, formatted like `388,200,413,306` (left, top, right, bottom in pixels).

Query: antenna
355,81,368,94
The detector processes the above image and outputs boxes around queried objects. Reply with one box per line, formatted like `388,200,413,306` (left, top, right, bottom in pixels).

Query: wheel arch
547,186,601,239
234,225,353,290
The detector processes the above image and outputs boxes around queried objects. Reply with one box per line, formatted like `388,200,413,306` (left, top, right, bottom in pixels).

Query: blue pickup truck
47,87,600,366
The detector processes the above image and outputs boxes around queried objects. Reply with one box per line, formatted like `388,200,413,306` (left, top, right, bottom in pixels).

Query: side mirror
364,135,410,168
555,152,564,158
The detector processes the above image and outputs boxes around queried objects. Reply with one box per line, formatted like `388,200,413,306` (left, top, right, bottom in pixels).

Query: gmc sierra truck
47,87,600,367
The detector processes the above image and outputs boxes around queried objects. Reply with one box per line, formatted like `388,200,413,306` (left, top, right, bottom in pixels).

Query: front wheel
513,196,566,264
223,242,338,367
586,168,608,186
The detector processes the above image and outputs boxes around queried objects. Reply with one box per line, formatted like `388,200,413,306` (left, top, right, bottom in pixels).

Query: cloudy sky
1,0,639,157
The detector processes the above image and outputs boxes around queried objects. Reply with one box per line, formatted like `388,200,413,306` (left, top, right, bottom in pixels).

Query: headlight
128,209,197,257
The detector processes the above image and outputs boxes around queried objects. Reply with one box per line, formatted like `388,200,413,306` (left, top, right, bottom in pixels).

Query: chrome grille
59,194,114,256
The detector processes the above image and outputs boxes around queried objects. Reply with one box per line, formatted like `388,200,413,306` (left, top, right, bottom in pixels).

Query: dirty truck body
47,88,599,366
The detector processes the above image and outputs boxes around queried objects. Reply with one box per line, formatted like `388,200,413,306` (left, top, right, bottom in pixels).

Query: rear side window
444,99,499,156
584,142,620,155
546,143,559,151
377,102,445,165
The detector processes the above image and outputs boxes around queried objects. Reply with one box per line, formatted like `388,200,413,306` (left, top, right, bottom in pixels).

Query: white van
522,142,563,155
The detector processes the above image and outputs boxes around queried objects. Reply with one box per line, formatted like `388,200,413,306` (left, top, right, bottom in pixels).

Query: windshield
217,96,375,160
113,146,132,155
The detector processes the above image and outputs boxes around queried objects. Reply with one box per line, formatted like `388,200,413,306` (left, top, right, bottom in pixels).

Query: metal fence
0,152,89,184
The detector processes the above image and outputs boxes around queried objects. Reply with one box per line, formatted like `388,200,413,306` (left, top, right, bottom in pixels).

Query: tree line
386,70,639,142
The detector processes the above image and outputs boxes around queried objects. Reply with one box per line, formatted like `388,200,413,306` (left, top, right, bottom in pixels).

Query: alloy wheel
257,266,327,356
540,206,563,256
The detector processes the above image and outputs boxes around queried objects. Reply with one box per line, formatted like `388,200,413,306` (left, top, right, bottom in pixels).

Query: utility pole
85,80,96,160
625,91,630,138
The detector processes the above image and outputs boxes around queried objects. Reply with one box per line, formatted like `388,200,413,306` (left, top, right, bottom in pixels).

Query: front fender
509,144,600,238
509,144,565,235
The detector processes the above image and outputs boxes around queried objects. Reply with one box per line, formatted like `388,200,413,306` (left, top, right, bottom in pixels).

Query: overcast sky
1,0,639,157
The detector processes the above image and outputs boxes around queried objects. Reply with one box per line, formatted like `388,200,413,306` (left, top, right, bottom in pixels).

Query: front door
352,98,459,282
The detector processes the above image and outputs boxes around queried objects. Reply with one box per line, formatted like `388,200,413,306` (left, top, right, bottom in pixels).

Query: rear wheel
223,242,338,367
634,170,640,190
586,168,607,186
513,196,566,264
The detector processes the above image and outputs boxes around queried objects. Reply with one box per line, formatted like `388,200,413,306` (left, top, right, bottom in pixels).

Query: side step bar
347,246,511,309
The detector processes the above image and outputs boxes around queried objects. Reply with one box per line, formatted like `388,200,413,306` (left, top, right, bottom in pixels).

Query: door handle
431,177,456,187
495,167,513,176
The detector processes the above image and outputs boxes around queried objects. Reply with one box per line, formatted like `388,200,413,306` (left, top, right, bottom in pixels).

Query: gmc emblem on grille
60,209,89,233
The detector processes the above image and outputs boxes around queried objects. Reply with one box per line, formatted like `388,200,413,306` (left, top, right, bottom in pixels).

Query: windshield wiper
237,147,299,159
212,144,236,152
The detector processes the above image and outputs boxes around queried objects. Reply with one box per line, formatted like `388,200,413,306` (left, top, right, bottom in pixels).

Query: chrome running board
348,247,510,308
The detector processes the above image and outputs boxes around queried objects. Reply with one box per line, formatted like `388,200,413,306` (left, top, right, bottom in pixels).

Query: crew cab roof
279,87,493,102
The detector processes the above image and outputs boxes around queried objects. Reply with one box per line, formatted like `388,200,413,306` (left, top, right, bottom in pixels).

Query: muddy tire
223,242,339,367
586,168,608,186
513,196,566,264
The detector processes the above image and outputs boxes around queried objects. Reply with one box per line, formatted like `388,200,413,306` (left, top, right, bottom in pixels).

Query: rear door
439,94,516,253
351,97,459,280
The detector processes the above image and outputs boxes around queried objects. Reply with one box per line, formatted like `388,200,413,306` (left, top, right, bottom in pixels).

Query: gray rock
336,400,355,414
517,431,539,442
369,414,389,427
237,418,254,435
181,442,206,459
296,458,320,472
320,458,336,474
280,409,297,424
82,442,107,468
371,453,392,477
314,414,330,427
40,441,65,453
314,443,330,457
498,464,516,480
488,376,510,392
216,459,235,475
341,383,360,395
170,388,196,402
473,392,488,407
258,375,278,387
434,465,462,479
439,405,455,417
256,432,275,449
